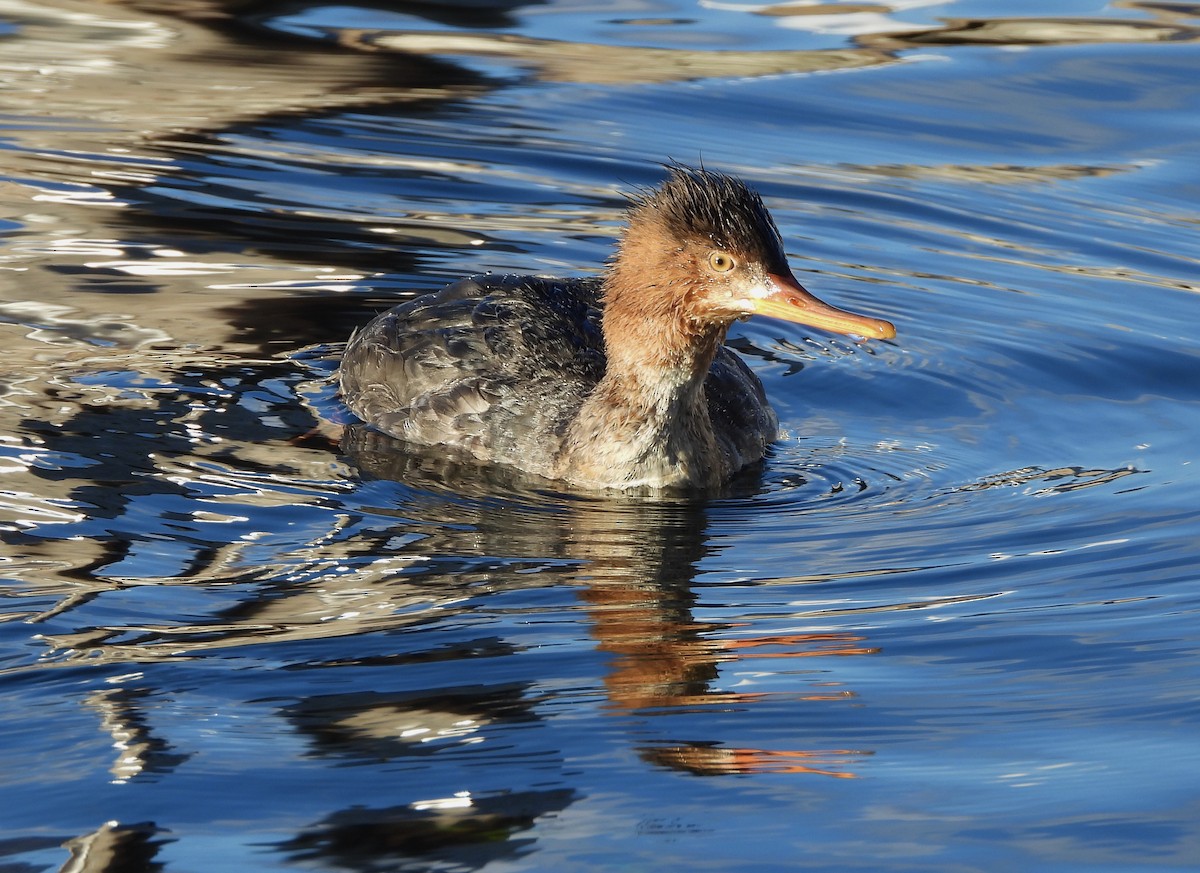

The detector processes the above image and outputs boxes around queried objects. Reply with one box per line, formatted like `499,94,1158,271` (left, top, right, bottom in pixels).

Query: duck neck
597,266,726,421
555,266,732,488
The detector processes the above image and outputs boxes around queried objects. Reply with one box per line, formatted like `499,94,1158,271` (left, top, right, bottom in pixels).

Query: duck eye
708,251,736,273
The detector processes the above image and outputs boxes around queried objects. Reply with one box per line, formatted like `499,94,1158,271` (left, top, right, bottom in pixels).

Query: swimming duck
339,164,894,490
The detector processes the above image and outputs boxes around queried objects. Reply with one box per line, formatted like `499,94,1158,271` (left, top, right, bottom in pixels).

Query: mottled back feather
340,276,606,476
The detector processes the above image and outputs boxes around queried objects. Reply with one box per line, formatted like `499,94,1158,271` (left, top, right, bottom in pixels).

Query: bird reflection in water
344,426,878,779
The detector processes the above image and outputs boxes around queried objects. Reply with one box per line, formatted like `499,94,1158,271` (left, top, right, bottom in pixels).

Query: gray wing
706,345,778,468
339,275,606,472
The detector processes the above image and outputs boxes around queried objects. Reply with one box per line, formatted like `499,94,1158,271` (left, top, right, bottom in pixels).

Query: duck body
339,273,776,489
339,165,895,491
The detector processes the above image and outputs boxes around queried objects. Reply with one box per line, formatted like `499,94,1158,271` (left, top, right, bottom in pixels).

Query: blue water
1,1,1198,870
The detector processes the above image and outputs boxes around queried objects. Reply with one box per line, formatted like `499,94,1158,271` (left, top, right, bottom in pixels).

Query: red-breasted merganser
339,164,895,490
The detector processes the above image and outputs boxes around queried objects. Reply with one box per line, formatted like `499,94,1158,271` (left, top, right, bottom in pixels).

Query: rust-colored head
606,164,895,342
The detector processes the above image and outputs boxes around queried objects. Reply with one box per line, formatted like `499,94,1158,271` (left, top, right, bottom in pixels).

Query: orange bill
756,272,895,340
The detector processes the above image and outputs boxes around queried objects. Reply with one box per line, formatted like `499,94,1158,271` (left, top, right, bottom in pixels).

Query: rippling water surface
2,1,1199,870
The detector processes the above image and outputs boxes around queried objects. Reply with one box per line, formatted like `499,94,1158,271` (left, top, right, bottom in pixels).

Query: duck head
603,165,895,364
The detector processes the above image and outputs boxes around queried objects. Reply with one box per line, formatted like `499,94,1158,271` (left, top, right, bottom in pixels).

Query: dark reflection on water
279,790,575,873
2,0,1200,871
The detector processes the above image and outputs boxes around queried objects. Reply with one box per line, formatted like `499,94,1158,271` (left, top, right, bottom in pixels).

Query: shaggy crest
630,164,789,268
